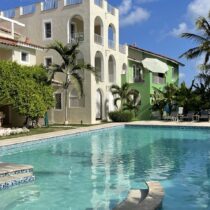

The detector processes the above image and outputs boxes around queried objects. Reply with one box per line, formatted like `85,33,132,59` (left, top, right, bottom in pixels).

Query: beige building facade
1,0,128,124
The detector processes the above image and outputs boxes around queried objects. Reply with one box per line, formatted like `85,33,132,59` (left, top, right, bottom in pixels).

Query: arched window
70,89,84,108
68,15,84,43
94,16,104,45
108,24,116,50
108,55,116,83
95,51,104,82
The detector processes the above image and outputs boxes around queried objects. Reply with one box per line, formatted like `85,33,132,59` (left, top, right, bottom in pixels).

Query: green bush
108,111,133,122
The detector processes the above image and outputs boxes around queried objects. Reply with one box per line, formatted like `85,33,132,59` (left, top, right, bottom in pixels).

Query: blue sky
0,0,209,85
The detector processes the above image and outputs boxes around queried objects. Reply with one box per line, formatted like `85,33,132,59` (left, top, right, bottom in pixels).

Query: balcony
108,40,116,50
107,3,115,15
94,0,103,8
153,74,166,84
3,9,15,18
65,0,83,6
21,4,36,15
94,34,103,45
119,44,126,54
42,0,58,11
69,32,84,42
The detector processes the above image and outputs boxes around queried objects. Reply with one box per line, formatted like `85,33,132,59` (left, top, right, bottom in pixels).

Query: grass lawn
0,126,75,140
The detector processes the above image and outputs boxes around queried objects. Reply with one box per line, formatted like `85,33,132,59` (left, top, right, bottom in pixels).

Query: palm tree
47,41,95,124
180,11,210,67
110,83,141,111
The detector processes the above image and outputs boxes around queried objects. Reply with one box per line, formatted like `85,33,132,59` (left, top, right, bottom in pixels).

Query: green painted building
122,45,184,120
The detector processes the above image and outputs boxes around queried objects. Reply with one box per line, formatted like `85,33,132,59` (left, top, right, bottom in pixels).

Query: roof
0,36,44,50
128,45,185,67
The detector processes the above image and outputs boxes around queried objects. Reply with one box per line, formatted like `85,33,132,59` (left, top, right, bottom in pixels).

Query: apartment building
1,0,128,124
122,45,184,120
0,16,43,126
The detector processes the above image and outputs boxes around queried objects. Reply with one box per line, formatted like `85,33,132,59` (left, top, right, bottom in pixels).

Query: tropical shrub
0,61,54,127
108,111,133,122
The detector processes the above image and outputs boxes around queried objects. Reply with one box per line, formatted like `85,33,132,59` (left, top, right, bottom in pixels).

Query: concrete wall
10,0,128,124
124,47,180,120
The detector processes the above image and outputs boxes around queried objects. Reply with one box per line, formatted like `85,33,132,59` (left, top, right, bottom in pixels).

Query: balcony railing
153,75,166,84
107,3,115,15
42,0,58,11
119,44,126,54
65,0,83,6
108,40,116,50
70,32,84,42
94,0,103,8
94,34,103,45
3,9,15,18
21,4,36,15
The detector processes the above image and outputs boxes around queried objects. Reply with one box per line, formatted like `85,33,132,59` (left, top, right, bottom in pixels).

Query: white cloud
120,7,150,27
118,0,150,27
170,22,189,37
119,0,132,15
188,0,210,20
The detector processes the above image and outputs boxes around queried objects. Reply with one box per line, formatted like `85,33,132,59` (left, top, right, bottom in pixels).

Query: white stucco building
1,0,128,124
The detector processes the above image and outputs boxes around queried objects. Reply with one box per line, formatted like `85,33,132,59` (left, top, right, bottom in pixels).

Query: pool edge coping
0,121,209,149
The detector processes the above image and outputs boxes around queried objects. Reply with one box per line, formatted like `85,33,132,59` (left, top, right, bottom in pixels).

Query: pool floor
0,126,210,210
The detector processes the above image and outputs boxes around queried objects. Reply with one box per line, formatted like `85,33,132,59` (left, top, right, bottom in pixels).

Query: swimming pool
0,125,210,210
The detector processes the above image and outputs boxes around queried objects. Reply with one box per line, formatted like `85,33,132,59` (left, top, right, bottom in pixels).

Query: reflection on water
0,126,210,210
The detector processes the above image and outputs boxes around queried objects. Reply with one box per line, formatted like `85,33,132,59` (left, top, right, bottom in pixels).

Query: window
44,21,52,39
54,93,62,110
70,89,84,108
21,52,29,63
45,57,52,67
172,67,177,79
153,73,166,84
133,65,143,83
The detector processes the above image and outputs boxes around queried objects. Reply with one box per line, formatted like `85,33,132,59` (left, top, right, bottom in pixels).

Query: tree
0,61,54,127
110,83,141,114
47,41,95,124
180,11,210,67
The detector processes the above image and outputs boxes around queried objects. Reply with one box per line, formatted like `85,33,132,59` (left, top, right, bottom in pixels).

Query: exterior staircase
0,163,35,190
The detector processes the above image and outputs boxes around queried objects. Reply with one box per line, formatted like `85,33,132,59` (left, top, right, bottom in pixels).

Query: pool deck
0,121,209,148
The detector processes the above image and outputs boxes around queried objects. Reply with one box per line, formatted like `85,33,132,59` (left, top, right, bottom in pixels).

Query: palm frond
196,17,210,36
180,32,208,43
71,72,84,96
179,46,204,59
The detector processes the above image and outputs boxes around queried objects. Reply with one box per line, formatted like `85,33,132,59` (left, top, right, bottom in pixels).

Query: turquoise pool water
1,126,210,210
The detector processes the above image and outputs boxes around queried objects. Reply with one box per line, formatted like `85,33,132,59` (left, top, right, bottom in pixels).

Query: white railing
42,0,58,11
119,44,126,54
153,75,166,84
69,32,84,42
65,0,83,6
94,34,103,45
107,3,115,15
108,40,116,50
3,9,15,18
94,0,103,8
21,4,36,15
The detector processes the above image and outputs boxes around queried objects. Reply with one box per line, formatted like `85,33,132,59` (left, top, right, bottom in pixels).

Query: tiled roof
0,36,44,50
129,45,185,66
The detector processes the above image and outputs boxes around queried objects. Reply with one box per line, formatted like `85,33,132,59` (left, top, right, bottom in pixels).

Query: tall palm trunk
64,88,68,125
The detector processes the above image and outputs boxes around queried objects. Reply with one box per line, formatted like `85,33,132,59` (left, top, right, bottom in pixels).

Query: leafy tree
0,61,54,127
47,41,95,124
180,11,210,67
110,83,141,115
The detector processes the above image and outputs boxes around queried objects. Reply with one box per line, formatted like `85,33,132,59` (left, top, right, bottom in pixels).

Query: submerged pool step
0,163,35,190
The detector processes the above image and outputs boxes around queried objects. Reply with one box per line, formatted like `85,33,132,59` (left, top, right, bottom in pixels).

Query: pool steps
0,163,35,190
114,181,164,210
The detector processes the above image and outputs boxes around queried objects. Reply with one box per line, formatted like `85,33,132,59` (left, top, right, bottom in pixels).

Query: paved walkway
0,121,209,148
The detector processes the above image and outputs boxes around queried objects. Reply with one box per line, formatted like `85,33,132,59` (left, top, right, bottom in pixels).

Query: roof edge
128,45,185,67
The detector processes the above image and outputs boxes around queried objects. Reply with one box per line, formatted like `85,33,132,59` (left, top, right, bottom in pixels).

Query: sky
0,0,209,86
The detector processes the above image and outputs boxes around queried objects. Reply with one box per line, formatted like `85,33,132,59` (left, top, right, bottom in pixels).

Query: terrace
0,0,117,17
